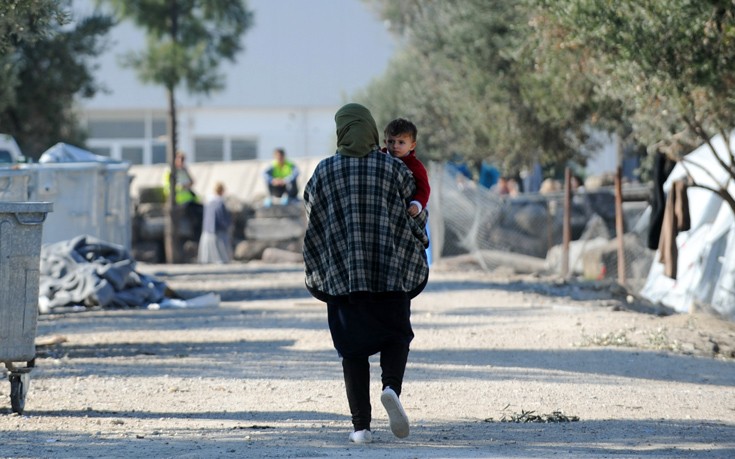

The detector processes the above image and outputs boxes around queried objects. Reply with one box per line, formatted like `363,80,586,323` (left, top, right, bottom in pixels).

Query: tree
103,0,253,263
539,0,735,212
0,1,65,54
0,0,62,113
359,0,605,178
0,1,111,158
0,5,113,158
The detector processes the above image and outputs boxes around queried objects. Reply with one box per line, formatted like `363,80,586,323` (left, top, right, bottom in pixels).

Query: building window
231,139,258,160
122,146,144,165
152,144,167,164
194,137,224,162
88,146,111,157
152,119,167,138
88,120,145,139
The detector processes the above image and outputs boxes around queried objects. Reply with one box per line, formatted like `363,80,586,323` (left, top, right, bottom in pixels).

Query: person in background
303,103,429,445
494,176,510,195
507,177,520,197
197,182,232,264
163,151,198,205
163,151,203,238
478,161,500,190
571,174,585,193
382,118,430,217
263,148,299,206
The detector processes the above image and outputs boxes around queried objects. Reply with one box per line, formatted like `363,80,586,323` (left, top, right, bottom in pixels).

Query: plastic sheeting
39,142,121,164
38,235,166,313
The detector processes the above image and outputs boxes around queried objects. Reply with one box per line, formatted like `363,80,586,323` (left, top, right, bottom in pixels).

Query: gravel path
1,262,734,458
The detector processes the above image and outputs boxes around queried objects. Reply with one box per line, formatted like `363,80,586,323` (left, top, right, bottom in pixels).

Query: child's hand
407,203,420,217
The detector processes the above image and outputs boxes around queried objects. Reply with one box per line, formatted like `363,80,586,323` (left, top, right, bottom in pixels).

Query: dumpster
0,168,31,202
0,201,52,414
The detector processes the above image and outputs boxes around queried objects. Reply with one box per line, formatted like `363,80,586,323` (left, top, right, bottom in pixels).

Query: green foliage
541,0,735,156
359,0,603,177
0,0,67,54
362,0,735,186
103,0,253,93
540,0,735,209
0,1,112,158
0,0,67,115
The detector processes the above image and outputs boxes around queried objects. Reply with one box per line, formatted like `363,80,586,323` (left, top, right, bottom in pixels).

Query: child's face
385,133,416,159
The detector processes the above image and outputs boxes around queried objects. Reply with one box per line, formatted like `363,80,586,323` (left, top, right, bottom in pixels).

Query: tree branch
682,115,732,178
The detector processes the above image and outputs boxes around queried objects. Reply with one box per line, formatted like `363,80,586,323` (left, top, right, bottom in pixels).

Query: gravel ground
1,261,734,458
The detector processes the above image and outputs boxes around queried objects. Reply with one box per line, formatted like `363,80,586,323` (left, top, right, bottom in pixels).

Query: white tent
640,133,735,320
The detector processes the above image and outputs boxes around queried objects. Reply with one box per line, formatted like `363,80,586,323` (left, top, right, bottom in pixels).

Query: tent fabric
39,142,123,164
640,132,735,320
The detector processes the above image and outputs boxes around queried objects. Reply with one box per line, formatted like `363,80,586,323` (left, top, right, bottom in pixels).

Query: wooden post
615,166,626,284
562,167,571,278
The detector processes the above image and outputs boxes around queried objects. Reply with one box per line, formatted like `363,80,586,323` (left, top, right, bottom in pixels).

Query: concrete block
245,217,304,240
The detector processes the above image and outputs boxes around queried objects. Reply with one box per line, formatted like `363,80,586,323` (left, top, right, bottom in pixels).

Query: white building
82,106,337,164
76,0,395,164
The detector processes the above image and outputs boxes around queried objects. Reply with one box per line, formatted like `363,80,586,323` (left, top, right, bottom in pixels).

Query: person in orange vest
263,148,299,206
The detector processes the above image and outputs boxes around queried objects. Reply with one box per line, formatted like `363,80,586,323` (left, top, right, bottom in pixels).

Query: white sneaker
349,429,372,444
381,387,409,438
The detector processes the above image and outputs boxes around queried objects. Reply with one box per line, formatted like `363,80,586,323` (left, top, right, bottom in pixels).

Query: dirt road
1,262,734,458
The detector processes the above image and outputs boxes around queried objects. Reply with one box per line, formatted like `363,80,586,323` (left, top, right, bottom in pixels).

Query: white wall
83,105,339,164
178,106,337,160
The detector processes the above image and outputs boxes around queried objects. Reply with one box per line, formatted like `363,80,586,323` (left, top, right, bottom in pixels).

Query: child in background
383,118,430,217
197,182,232,264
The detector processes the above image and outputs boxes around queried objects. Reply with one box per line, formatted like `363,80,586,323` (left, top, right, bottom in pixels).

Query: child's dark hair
384,118,417,141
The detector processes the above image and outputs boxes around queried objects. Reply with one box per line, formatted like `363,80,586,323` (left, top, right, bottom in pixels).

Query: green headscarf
335,103,379,158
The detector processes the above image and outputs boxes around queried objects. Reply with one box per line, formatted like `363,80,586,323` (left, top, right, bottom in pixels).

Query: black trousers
268,183,298,199
341,342,410,431
327,295,413,431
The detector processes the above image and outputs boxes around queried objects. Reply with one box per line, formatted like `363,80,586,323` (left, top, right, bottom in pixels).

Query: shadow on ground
1,417,732,458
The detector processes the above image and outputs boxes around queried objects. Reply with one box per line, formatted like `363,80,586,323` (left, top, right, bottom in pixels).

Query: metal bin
0,202,52,414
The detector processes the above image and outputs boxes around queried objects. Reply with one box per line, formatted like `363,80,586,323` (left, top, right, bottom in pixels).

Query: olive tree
360,0,604,178
540,0,735,210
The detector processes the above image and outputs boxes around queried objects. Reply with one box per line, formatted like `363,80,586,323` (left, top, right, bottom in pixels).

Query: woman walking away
302,103,429,444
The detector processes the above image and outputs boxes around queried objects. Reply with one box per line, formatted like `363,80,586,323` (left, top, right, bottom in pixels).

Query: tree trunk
163,0,181,264
562,167,571,278
163,86,181,264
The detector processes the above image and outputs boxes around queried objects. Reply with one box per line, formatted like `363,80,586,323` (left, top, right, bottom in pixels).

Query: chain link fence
427,162,655,293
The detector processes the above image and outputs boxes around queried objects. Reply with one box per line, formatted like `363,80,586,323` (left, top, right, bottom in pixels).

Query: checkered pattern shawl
303,150,429,298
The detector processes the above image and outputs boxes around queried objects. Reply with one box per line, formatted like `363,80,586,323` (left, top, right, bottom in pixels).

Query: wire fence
427,162,655,293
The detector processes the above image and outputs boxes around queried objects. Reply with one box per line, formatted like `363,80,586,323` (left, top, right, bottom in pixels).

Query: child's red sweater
383,148,430,210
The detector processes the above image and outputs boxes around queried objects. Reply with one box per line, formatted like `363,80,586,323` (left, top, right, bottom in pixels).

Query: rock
261,247,303,263
234,239,302,261
245,218,305,241
255,203,305,219
138,216,165,241
131,240,164,263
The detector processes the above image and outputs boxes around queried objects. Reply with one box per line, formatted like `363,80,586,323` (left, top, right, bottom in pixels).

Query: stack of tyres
0,202,52,414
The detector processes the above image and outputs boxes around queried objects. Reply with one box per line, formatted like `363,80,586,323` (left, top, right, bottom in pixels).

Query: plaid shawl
303,150,429,298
